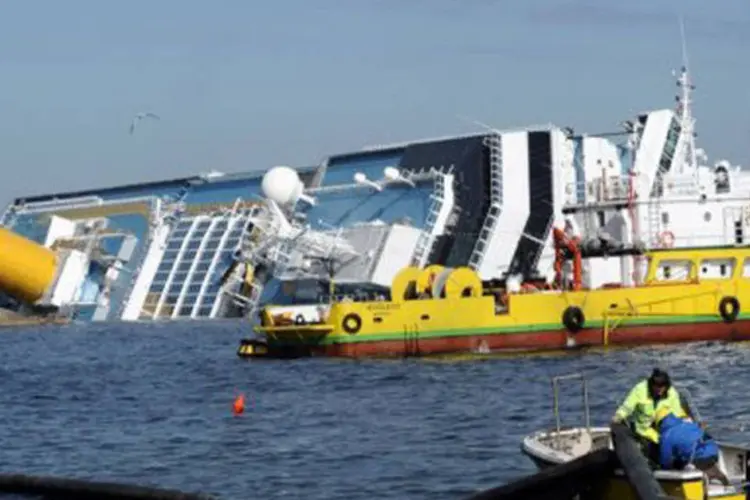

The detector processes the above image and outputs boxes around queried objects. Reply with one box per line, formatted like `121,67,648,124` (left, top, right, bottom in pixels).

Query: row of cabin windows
656,257,750,280
659,117,681,174
660,211,714,224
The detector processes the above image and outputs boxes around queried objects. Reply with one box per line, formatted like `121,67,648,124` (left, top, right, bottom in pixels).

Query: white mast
674,15,698,177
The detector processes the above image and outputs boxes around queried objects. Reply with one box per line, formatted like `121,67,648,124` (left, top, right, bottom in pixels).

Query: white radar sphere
262,166,303,205
383,166,400,180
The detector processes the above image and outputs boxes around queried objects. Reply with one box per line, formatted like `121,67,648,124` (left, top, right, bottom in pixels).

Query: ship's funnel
0,228,58,303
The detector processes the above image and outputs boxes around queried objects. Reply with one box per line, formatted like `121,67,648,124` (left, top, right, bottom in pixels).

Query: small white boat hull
521,426,749,500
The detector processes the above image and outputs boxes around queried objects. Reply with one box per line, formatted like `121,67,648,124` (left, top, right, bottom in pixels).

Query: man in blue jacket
654,407,729,485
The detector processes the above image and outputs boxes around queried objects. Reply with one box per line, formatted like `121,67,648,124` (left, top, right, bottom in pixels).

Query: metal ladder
411,173,446,267
468,133,503,269
646,199,662,247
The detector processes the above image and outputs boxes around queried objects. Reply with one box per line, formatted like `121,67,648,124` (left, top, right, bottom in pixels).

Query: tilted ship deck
0,66,746,327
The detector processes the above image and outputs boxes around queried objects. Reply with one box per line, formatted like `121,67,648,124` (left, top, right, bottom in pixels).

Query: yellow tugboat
238,228,750,359
521,374,749,500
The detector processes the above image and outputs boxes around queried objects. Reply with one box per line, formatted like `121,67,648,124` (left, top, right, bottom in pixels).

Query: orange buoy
232,394,245,415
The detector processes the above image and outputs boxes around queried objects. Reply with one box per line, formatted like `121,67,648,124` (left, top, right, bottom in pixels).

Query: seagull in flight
129,112,160,135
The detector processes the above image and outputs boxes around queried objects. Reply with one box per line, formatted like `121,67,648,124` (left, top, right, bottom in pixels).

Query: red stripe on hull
315,320,750,358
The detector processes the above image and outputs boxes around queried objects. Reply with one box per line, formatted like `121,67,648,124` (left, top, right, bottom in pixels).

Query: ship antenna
675,14,698,177
455,114,496,133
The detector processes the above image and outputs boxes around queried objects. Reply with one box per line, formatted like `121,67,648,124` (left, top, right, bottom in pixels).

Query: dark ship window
715,166,730,194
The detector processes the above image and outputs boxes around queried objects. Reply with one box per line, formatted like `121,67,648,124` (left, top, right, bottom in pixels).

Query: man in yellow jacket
611,368,694,464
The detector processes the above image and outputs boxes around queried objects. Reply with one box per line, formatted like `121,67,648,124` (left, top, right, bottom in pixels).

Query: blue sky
0,0,747,204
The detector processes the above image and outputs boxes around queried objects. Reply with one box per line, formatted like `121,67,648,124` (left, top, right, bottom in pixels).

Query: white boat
521,374,750,500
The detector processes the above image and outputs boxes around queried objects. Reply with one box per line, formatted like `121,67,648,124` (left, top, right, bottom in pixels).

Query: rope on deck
0,473,217,499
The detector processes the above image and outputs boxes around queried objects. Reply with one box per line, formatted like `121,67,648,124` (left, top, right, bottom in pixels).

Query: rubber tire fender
718,296,740,324
342,313,362,334
294,314,306,325
562,306,585,333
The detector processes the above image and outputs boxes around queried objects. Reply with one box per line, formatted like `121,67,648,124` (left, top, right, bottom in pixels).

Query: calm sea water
1,321,749,499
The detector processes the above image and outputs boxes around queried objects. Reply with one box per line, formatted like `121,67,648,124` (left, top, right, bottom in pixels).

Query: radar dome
383,166,400,180
262,166,303,206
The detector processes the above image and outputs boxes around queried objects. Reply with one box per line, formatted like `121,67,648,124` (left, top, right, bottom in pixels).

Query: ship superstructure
0,65,744,325
562,66,750,288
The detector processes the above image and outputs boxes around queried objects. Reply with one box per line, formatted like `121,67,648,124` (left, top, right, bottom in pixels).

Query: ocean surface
1,321,750,499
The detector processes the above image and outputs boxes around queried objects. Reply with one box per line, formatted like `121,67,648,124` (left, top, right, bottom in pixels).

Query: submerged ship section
0,127,570,324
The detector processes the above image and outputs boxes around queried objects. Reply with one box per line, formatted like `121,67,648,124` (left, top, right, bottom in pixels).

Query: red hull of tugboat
316,321,750,358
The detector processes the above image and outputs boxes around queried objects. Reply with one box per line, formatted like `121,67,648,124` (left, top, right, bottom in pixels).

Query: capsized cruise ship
0,65,745,325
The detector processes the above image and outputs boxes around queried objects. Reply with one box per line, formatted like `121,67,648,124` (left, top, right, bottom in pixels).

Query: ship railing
601,287,721,345
18,195,104,211
563,176,633,206
17,195,160,215
651,171,719,198
647,232,741,249
468,133,503,269
550,373,591,434
561,172,712,205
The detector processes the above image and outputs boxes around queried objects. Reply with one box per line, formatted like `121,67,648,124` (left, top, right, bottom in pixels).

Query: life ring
342,313,362,334
718,296,740,323
294,314,306,325
659,231,675,248
562,306,585,333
